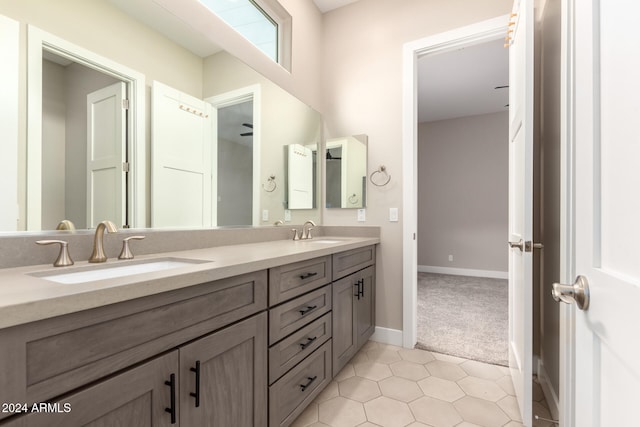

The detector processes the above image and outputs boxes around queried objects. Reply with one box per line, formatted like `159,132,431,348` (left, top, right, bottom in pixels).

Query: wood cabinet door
3,351,179,427
355,266,376,350
332,275,357,377
180,312,267,427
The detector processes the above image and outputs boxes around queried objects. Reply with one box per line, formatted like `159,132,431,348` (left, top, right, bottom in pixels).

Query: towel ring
262,175,277,192
369,165,391,187
348,194,359,204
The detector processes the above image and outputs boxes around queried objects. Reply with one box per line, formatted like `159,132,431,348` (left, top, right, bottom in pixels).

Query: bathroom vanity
0,236,377,427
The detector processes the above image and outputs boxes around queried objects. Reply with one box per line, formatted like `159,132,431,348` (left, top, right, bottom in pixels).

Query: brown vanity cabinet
267,256,334,427
0,272,268,426
332,248,376,377
0,243,377,427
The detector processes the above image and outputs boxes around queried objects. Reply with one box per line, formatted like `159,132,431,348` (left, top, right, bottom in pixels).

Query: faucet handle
304,227,314,240
36,240,74,267
118,235,145,260
292,229,301,241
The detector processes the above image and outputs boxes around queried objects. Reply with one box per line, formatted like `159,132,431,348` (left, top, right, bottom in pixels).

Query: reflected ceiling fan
240,123,253,136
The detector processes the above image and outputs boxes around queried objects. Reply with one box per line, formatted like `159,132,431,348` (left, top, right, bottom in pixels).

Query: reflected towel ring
369,165,391,187
348,194,359,204
262,175,277,192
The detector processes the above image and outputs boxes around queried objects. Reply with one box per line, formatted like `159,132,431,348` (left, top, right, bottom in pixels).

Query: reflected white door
151,81,212,228
507,0,533,425
570,1,640,425
86,82,126,228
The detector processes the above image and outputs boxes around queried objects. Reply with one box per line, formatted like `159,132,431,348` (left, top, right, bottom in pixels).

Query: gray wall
417,112,509,273
217,138,253,226
540,0,561,401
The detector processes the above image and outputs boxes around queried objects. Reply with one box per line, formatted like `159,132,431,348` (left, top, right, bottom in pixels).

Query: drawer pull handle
299,272,318,280
190,360,201,407
300,336,318,350
300,375,318,392
165,373,177,424
299,305,318,316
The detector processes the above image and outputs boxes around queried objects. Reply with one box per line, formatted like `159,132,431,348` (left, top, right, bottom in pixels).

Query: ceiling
312,0,361,13
418,38,509,123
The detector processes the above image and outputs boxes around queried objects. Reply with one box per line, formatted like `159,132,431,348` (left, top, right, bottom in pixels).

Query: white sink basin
304,238,350,244
33,257,208,284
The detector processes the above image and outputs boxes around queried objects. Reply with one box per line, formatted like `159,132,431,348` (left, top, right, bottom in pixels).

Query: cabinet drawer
269,340,332,427
0,270,267,407
269,256,332,305
269,285,332,345
332,246,376,280
269,313,331,384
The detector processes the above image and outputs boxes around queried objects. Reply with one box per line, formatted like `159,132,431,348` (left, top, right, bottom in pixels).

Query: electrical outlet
357,209,366,222
284,209,291,222
262,210,269,221
448,254,454,262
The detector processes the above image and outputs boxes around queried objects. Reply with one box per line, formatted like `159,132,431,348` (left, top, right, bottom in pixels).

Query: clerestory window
198,0,290,68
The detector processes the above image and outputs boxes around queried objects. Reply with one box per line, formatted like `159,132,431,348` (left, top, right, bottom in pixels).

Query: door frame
27,25,145,229
401,15,510,348
558,0,577,425
205,85,262,226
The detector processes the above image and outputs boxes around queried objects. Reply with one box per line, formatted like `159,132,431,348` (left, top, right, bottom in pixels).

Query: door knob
552,275,590,311
508,239,544,252
508,239,525,251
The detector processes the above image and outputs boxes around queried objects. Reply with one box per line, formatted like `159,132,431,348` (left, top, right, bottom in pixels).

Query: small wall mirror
325,135,367,209
285,143,318,209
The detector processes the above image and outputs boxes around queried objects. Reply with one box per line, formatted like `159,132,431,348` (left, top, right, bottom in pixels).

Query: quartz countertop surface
0,236,379,329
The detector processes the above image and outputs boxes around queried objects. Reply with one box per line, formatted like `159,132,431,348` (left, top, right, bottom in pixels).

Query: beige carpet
416,272,509,366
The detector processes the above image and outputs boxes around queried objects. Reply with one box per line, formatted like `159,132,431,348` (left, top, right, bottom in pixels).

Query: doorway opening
216,100,254,226
42,50,128,230
206,85,262,226
26,26,145,231
415,39,509,366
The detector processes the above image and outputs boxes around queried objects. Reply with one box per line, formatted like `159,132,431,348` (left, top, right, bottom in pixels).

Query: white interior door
507,0,533,424
568,1,640,425
151,81,212,228
86,82,126,228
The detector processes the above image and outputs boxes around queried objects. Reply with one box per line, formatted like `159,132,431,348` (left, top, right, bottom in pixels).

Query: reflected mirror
325,135,367,209
0,0,322,232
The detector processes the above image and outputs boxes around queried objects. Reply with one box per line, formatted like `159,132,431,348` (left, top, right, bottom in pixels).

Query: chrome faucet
89,220,118,263
302,220,316,240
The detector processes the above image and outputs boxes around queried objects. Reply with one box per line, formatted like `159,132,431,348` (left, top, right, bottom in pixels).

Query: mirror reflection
325,135,368,209
0,0,322,232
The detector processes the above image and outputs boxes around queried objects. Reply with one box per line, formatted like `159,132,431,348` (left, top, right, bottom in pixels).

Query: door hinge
122,99,129,110
122,162,130,173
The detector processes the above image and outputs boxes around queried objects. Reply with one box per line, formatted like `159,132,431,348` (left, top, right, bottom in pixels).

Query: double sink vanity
0,229,379,427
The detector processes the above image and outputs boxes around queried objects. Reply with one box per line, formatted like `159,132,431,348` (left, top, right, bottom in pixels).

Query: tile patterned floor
291,341,554,427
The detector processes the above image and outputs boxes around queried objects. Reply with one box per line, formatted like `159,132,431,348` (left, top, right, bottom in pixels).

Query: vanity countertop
0,236,379,329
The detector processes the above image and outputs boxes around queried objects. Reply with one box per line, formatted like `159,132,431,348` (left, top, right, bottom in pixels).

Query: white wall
417,112,509,273
320,0,513,331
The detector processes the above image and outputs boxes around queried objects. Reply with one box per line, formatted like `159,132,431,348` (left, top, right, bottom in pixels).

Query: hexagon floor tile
292,341,553,427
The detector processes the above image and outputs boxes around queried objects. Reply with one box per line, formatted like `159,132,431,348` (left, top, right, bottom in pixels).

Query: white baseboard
370,326,404,347
418,265,508,280
537,359,560,421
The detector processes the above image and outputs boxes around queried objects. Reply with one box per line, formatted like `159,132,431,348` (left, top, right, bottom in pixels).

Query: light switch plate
284,209,291,222
357,209,366,222
389,207,399,222
262,210,269,221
